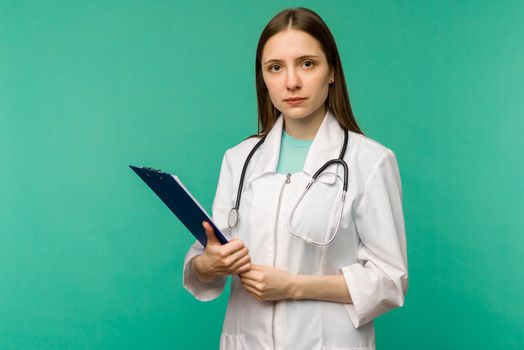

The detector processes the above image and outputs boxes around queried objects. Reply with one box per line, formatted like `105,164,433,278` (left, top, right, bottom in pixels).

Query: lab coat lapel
245,115,284,183
302,109,345,184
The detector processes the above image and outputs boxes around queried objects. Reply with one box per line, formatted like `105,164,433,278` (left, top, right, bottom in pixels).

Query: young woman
183,7,408,350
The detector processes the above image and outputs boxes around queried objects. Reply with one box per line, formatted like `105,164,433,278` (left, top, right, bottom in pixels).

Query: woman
183,7,408,350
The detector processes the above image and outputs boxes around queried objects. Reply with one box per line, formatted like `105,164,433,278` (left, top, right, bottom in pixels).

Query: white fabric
183,109,408,350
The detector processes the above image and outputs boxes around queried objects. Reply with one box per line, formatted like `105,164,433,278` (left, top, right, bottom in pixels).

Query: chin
280,107,313,120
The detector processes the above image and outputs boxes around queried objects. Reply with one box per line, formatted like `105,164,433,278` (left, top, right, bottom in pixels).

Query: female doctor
183,7,408,350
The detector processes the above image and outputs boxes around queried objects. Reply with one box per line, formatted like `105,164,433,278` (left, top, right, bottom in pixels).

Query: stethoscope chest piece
228,207,239,228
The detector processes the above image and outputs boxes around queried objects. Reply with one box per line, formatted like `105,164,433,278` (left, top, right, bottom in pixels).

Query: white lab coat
183,109,408,350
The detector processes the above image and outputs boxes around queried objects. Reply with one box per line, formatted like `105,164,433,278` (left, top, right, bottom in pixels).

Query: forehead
262,28,325,61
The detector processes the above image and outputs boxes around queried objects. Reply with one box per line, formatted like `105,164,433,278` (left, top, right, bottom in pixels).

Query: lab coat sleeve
182,150,234,301
339,149,408,328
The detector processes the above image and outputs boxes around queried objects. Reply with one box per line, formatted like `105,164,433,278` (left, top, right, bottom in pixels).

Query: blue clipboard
129,165,228,246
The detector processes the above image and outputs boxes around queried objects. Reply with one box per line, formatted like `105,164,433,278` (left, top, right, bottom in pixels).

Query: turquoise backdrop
1,1,523,349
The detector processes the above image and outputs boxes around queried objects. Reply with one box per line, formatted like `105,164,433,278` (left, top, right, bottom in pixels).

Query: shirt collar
246,109,346,184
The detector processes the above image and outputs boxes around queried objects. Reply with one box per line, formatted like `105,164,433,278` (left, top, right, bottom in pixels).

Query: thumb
202,221,220,246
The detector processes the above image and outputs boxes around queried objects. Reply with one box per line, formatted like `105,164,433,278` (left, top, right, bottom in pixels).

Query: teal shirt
276,130,313,174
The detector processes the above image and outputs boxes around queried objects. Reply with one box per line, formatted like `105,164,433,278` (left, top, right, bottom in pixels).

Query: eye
269,64,281,72
302,60,315,68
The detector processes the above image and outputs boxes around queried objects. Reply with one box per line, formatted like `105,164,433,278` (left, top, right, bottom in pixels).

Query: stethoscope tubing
228,129,349,240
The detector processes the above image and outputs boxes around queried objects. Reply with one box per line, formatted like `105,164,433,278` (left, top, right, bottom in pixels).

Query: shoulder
349,131,397,159
346,130,400,182
216,135,263,186
223,135,263,163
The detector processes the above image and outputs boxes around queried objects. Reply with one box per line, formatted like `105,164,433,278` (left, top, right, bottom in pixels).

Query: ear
329,67,335,83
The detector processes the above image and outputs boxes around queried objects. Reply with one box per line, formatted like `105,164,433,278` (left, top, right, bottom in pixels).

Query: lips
284,97,307,106
284,97,307,101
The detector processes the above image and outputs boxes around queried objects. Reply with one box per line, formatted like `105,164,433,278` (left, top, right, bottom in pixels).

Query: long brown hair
253,7,363,137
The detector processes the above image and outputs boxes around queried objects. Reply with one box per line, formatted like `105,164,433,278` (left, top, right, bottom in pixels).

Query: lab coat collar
246,109,345,184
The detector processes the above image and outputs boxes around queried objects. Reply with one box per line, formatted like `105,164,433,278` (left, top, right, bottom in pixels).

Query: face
261,28,334,122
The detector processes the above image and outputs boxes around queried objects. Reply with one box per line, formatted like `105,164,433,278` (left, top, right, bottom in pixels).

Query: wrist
289,274,303,300
192,254,216,284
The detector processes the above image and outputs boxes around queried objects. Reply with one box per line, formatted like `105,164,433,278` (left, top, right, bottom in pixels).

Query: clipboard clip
143,166,162,173
142,167,164,179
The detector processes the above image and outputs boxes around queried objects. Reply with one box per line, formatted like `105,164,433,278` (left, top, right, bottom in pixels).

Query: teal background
1,1,523,349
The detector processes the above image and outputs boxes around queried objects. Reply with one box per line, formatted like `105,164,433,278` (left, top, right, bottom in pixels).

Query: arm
339,149,408,328
240,264,353,303
182,150,250,300
292,274,352,303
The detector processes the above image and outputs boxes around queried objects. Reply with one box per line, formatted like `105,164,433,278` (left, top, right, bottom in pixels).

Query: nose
286,68,302,91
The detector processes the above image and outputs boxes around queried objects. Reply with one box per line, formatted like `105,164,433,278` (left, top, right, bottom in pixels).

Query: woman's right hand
191,221,251,283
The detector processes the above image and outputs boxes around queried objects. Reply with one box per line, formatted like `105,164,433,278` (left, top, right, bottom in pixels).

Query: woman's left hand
239,264,296,301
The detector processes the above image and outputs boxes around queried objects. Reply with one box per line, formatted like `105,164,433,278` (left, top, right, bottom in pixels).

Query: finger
242,284,263,300
239,277,258,289
240,278,257,290
229,253,250,270
246,264,266,282
249,263,262,270
216,254,248,274
239,269,263,282
220,239,245,256
229,255,251,273
223,247,249,267
238,269,255,279
202,221,221,246
233,263,251,275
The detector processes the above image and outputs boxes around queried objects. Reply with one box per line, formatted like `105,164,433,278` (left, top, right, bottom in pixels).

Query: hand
239,264,296,301
192,221,251,283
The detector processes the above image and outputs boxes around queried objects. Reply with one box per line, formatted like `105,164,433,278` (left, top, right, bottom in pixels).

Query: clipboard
129,165,228,246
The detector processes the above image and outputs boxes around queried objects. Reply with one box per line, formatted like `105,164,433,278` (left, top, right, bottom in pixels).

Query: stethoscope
228,130,349,246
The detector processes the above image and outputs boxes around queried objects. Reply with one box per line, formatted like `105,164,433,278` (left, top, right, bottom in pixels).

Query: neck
283,106,326,141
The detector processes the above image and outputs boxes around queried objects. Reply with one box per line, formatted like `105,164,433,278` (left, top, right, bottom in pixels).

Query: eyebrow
263,55,320,65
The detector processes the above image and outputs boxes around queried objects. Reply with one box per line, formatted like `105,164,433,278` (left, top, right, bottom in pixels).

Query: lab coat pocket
288,175,344,245
219,333,246,350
